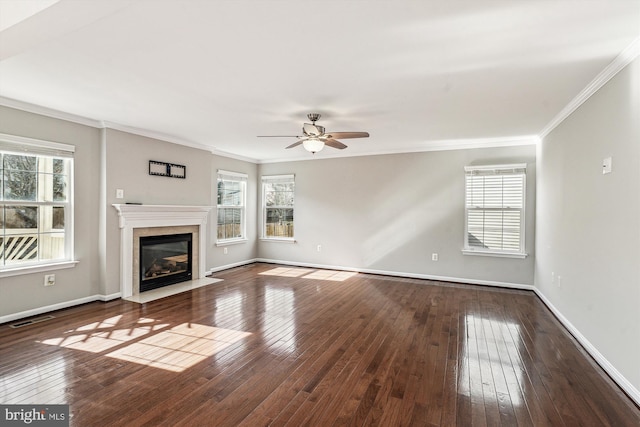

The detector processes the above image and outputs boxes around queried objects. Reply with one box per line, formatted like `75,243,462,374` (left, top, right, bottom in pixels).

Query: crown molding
257,135,539,164
211,148,259,164
0,96,102,128
539,37,640,139
0,96,223,155
100,121,215,154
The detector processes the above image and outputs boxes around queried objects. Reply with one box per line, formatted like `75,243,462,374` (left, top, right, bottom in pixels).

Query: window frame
261,174,295,242
0,133,76,276
216,170,247,245
463,164,527,259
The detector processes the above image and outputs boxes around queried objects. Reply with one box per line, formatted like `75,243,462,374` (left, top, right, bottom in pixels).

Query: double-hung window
216,170,247,244
463,164,527,258
1,134,74,271
262,174,294,241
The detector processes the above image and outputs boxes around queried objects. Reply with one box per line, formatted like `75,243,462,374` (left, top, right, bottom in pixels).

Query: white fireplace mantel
113,204,212,298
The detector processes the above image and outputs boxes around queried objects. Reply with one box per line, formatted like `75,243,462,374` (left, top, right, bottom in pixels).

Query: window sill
0,260,79,278
260,238,296,244
215,238,247,246
462,250,528,259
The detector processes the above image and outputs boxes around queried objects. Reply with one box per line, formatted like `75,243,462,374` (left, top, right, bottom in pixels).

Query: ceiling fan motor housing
307,113,321,123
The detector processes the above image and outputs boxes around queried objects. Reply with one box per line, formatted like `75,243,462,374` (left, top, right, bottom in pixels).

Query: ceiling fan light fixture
303,138,324,153
259,113,369,153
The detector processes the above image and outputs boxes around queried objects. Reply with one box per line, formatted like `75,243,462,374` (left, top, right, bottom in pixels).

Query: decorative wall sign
149,160,186,179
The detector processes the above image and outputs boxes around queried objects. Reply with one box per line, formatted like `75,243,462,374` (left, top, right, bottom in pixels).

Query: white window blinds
464,164,526,255
0,133,75,158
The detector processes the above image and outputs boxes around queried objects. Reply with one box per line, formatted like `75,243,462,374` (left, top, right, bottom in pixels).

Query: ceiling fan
258,113,369,153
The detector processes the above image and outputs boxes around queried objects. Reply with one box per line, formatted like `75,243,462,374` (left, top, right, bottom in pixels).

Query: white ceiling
0,0,638,162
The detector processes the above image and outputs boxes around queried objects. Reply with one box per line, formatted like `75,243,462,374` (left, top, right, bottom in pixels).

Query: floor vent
9,315,55,329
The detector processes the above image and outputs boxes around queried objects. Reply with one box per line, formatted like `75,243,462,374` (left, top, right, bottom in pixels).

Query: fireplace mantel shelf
113,204,212,228
113,204,211,212
112,204,213,298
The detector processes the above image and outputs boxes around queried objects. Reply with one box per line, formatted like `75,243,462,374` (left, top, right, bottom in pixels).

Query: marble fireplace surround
113,204,212,298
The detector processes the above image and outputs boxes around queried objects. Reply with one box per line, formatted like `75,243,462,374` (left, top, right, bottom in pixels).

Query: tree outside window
1,152,70,267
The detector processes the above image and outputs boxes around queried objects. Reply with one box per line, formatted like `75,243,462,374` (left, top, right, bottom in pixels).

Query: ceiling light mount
307,113,321,123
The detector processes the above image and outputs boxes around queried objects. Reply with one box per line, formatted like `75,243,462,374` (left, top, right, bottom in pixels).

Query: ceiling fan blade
285,140,305,149
257,135,299,138
303,123,322,136
324,138,347,149
325,131,369,139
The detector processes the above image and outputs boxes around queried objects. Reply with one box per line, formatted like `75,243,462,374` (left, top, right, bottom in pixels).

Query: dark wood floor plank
1,263,638,426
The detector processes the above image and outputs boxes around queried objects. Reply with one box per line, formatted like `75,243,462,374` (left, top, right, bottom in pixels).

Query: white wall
535,58,640,396
258,145,536,286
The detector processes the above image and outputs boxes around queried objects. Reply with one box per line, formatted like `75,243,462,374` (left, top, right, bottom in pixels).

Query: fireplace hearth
139,233,192,292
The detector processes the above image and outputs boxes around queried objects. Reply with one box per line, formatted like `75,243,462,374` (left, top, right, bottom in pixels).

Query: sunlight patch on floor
106,323,251,372
302,270,357,282
40,317,169,353
260,266,357,282
40,318,251,373
259,267,312,277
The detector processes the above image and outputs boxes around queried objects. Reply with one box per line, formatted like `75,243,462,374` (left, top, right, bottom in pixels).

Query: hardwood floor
1,263,638,426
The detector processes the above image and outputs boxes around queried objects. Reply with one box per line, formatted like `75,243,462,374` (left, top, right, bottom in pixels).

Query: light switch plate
602,157,612,174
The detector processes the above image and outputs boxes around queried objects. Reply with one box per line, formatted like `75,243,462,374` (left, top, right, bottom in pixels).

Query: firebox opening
140,233,193,292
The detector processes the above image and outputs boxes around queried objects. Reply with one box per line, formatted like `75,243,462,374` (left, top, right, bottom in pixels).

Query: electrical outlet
223,247,228,255
432,253,438,261
44,274,56,287
116,189,124,199
317,245,322,252
557,275,562,288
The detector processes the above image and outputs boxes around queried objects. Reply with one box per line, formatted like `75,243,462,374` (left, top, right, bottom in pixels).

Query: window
464,164,526,258
262,174,294,240
1,134,74,271
216,170,247,243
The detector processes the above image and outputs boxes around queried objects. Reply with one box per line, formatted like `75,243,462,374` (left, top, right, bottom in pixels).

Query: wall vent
9,315,55,329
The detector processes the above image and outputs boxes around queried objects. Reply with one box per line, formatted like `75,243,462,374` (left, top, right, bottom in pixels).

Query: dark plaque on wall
149,160,186,179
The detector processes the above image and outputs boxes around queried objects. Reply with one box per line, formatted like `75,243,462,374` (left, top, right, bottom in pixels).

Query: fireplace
139,233,192,292
113,204,212,299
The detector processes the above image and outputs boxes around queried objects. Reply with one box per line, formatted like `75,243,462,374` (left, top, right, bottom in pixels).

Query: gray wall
0,106,102,316
535,58,640,392
3,105,538,317
210,154,258,270
0,108,261,319
258,145,536,286
101,129,215,296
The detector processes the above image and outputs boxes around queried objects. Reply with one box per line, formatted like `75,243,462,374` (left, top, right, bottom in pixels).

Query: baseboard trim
254,258,534,291
206,258,259,275
98,292,122,302
534,288,640,407
0,294,114,325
